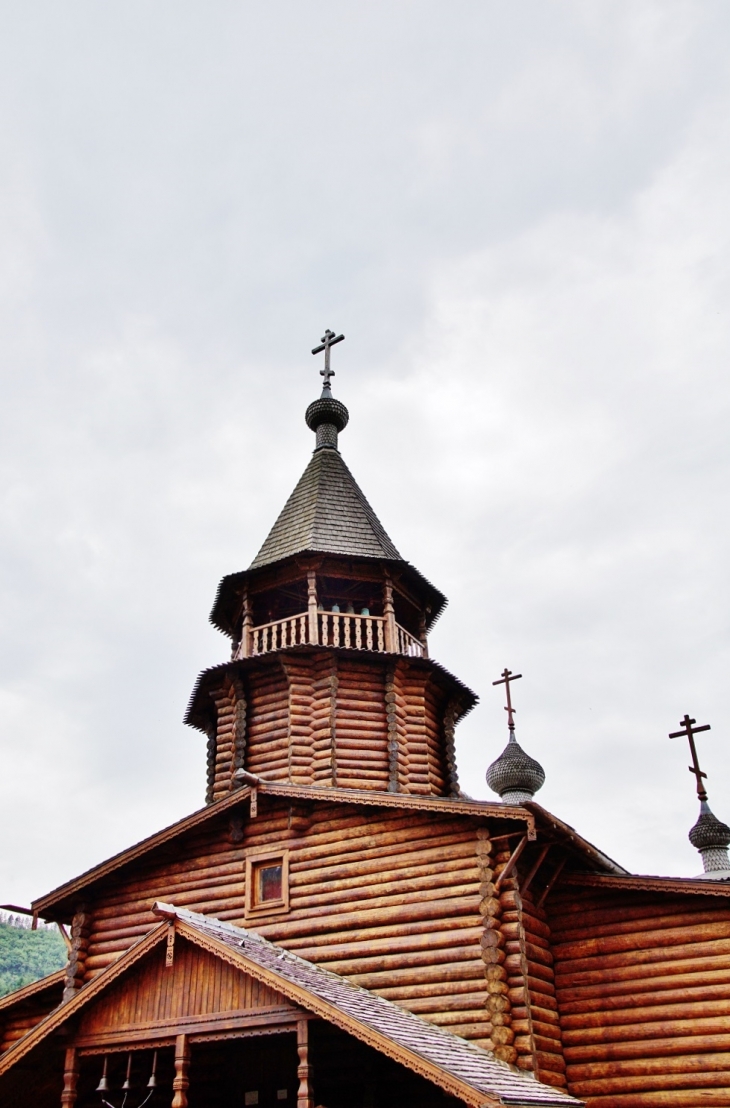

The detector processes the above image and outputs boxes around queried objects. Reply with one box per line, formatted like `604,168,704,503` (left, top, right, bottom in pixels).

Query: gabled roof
0,905,581,1107
32,783,534,918
250,447,401,569
0,969,64,1015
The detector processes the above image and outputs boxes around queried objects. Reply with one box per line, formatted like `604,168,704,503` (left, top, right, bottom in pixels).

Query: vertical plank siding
81,801,495,1047
78,940,290,1038
548,886,730,1106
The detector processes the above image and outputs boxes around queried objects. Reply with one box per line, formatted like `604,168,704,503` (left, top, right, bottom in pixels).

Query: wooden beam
297,1019,314,1108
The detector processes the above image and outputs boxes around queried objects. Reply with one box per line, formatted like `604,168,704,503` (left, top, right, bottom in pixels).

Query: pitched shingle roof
165,904,581,1108
250,447,401,569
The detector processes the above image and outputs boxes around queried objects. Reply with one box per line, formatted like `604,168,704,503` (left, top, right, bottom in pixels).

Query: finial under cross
312,329,345,392
493,667,522,730
669,714,711,800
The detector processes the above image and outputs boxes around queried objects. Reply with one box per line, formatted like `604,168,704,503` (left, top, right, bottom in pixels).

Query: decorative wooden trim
384,660,399,793
557,870,730,896
74,1007,302,1049
231,674,248,790
245,847,290,918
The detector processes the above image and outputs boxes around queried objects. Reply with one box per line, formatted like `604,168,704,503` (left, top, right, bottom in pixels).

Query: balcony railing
245,610,426,660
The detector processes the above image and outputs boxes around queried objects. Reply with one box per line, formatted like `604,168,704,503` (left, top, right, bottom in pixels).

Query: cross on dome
493,667,522,730
312,329,345,395
669,713,711,800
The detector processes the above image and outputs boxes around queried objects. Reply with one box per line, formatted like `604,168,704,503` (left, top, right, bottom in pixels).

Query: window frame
245,847,290,918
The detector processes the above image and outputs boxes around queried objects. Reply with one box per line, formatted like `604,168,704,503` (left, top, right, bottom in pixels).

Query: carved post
307,571,319,645
383,575,396,654
241,588,253,659
418,611,429,658
172,1034,190,1108
60,1047,79,1108
297,1019,314,1108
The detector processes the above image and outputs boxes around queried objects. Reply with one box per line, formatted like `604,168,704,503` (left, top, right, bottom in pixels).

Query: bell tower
185,335,476,802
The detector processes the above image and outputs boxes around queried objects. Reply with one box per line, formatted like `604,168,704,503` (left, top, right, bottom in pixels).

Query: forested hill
0,913,67,997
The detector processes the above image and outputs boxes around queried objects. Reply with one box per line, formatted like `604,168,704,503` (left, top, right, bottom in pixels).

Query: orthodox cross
493,667,522,729
669,714,711,800
312,329,345,389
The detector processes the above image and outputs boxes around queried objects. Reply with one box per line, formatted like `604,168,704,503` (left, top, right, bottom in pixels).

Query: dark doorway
189,1033,298,1108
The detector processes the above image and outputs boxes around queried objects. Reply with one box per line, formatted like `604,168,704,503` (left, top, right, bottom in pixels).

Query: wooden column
307,571,319,645
60,1047,79,1108
297,1019,314,1108
383,575,396,653
418,610,429,658
171,1034,190,1108
241,588,253,659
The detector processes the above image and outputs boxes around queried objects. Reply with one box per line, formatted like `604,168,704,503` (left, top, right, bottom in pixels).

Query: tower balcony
236,608,427,660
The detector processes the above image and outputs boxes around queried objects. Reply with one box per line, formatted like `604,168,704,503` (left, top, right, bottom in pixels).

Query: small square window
245,849,289,917
244,1093,259,1105
277,1091,288,1101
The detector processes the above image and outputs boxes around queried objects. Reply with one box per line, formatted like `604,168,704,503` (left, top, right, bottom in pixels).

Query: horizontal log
306,941,483,978
555,953,730,990
505,955,553,983
274,917,483,958
511,1004,560,1026
348,959,485,990
258,896,481,942
565,1091,730,1107
554,921,730,962
570,1072,730,1098
561,980,730,1016
549,899,728,940
512,1018,562,1042
563,997,730,1032
563,1014,730,1048
566,1051,730,1082
377,979,490,1003
564,1032,730,1064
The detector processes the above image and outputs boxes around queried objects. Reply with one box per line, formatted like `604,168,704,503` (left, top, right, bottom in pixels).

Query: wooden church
2,332,730,1108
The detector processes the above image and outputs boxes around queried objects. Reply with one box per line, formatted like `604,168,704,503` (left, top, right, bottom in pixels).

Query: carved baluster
297,1020,314,1108
377,621,384,651
383,575,396,652
299,614,306,643
172,1034,190,1108
366,618,373,650
320,613,328,646
344,616,351,649
307,570,319,645
241,588,253,658
333,615,340,648
61,1047,79,1108
355,616,362,649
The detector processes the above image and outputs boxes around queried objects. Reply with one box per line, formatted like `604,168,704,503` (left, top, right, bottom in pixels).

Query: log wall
209,650,453,799
81,799,497,1048
0,977,65,1054
548,884,730,1107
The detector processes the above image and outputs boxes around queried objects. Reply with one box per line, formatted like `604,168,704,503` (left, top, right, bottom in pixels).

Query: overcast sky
1,2,729,908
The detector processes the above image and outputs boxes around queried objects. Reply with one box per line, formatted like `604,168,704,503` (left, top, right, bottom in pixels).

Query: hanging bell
96,1055,110,1093
147,1050,159,1089
122,1052,133,1090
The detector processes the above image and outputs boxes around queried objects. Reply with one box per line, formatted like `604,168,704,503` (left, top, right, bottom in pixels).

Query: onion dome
486,727,545,805
689,800,730,875
305,395,349,450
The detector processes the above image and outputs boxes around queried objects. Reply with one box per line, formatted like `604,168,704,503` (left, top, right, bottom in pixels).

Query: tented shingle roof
250,447,401,569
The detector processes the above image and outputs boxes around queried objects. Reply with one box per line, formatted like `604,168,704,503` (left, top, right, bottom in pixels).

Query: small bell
96,1056,110,1093
122,1052,133,1091
147,1050,159,1089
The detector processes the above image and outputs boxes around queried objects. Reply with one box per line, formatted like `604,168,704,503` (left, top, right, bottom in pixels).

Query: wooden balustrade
245,611,426,658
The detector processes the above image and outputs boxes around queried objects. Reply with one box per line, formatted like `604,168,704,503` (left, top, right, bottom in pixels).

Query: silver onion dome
689,800,730,875
486,727,545,805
